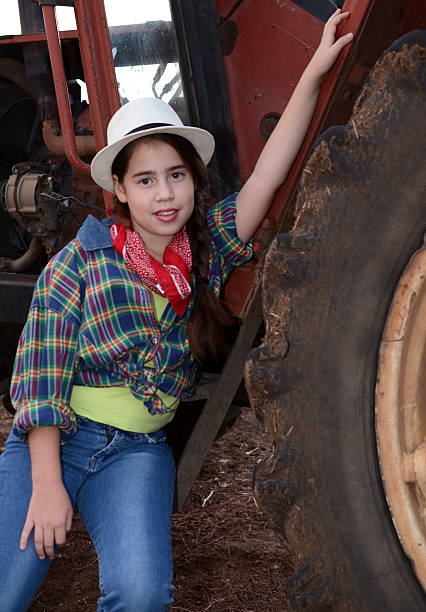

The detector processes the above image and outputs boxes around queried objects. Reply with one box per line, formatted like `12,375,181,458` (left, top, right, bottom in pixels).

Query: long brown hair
110,133,235,362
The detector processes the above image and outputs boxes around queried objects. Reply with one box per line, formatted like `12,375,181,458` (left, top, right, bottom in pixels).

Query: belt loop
105,426,115,443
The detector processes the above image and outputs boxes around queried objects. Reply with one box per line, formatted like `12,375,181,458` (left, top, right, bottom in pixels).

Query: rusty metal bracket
175,288,263,510
37,0,119,182
41,3,91,174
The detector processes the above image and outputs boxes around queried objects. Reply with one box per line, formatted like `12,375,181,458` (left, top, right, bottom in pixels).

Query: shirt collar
77,215,114,251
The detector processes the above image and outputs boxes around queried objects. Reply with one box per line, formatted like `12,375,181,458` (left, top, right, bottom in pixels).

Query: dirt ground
0,406,292,611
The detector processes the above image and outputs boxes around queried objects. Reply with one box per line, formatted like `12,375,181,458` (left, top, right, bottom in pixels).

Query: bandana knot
110,223,192,317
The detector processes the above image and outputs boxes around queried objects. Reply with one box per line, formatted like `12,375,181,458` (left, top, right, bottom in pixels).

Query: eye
171,171,185,180
138,177,152,186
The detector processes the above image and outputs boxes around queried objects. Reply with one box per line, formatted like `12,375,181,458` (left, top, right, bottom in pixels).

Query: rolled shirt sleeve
206,193,253,290
206,193,253,265
11,308,79,438
11,241,84,439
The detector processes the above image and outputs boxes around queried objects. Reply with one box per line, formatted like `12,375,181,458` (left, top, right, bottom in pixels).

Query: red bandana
110,223,192,316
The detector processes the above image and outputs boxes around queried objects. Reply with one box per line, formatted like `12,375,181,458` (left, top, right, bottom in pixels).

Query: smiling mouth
155,209,178,217
154,209,179,222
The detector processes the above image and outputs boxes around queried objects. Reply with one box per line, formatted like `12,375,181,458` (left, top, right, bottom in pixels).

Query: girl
0,10,352,611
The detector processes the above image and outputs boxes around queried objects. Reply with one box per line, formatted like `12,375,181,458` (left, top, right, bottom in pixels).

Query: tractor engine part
42,119,96,157
2,163,60,255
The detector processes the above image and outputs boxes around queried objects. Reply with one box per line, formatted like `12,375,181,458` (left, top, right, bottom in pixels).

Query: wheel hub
376,240,426,589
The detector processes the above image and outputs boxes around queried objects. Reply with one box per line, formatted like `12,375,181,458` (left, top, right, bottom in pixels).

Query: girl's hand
20,482,73,560
305,9,353,83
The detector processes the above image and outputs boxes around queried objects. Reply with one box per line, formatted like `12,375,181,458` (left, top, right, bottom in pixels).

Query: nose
155,177,174,202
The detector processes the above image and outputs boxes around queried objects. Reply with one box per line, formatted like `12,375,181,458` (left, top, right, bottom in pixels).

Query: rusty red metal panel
217,0,395,194
216,0,244,19
219,0,370,314
221,0,426,315
219,1,323,183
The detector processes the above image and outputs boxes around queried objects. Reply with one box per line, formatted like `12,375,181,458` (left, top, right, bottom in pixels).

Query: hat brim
91,125,215,193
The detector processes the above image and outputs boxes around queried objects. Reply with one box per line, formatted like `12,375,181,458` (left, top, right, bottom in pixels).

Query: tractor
0,1,425,609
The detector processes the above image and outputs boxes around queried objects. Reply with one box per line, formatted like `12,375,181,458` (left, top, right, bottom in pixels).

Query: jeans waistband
76,415,166,441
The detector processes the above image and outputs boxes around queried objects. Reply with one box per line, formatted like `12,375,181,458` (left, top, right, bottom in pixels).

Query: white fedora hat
91,97,216,193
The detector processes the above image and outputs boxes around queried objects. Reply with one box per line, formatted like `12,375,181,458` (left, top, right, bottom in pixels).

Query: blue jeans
0,416,175,611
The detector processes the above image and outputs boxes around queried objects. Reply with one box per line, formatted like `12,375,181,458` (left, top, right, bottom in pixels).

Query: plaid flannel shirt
11,193,253,438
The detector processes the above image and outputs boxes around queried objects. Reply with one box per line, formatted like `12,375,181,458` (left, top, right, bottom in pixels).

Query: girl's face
112,139,195,252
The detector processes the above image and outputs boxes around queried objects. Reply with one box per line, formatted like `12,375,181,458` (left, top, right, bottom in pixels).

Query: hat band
126,122,173,136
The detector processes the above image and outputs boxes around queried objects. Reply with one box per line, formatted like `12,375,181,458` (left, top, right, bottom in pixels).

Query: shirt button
150,334,158,344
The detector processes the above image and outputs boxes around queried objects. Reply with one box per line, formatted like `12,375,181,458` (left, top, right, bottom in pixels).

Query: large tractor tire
245,32,426,611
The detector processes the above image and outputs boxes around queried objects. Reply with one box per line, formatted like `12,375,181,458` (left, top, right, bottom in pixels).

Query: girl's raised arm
235,9,353,242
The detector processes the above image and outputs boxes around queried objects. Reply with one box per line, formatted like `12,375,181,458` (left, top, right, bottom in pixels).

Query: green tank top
70,291,178,433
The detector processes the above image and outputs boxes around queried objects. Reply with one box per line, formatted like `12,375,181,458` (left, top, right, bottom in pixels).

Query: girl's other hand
305,9,353,83
20,482,73,560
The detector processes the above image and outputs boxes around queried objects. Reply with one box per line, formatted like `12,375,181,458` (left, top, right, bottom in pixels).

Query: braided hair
110,133,234,363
